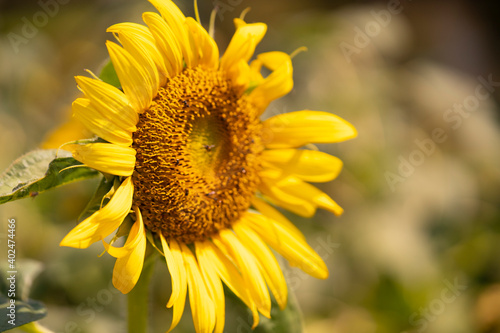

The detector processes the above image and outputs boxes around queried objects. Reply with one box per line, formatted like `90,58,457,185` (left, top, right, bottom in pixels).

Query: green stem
127,252,156,333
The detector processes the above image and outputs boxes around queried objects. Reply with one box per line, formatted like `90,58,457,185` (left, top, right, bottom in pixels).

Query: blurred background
1,0,499,332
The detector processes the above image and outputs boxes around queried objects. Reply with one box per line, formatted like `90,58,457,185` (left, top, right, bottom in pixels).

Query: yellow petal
108,22,169,86
199,241,260,329
75,76,138,132
233,222,288,310
244,212,329,279
160,237,187,332
148,0,195,68
262,148,343,183
220,20,267,74
195,241,225,333
103,207,145,258
249,52,293,110
214,230,271,318
230,59,253,94
160,235,180,307
112,206,147,294
260,172,343,217
185,17,219,70
60,177,133,248
254,51,291,71
259,174,315,217
251,197,305,241
69,142,136,177
263,110,357,149
106,41,155,112
181,243,216,333
107,25,160,95
72,98,133,146
142,12,183,77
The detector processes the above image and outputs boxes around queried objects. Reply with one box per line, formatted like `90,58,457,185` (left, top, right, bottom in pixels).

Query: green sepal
77,175,116,221
99,59,121,89
115,214,135,239
0,150,98,205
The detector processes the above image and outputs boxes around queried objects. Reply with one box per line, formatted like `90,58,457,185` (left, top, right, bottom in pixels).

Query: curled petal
220,20,267,76
259,172,343,217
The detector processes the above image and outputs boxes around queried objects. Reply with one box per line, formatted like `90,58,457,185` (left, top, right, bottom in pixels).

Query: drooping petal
261,148,343,183
233,222,288,310
142,11,183,77
195,241,225,333
60,177,133,248
198,241,260,329
69,143,136,177
259,173,315,217
213,230,271,318
103,207,146,258
180,243,216,333
107,24,160,94
220,19,267,76
185,17,219,69
108,22,169,86
244,212,329,279
72,98,133,147
249,52,293,110
112,206,147,294
263,110,357,149
107,41,155,112
259,171,344,217
161,237,187,333
75,76,138,131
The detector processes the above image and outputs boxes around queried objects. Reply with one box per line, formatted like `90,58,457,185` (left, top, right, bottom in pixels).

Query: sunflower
59,0,357,331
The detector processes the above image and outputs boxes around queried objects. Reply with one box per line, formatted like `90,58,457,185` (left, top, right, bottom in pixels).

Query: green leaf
0,296,48,331
0,260,48,331
0,149,99,205
99,59,121,89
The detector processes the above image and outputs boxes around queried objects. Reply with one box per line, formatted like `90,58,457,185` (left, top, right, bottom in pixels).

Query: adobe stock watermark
59,280,121,333
212,0,243,21
385,74,500,192
7,0,71,54
339,0,411,63
403,276,467,333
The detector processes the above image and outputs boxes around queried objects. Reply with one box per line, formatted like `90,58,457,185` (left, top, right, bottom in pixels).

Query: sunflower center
132,67,262,243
